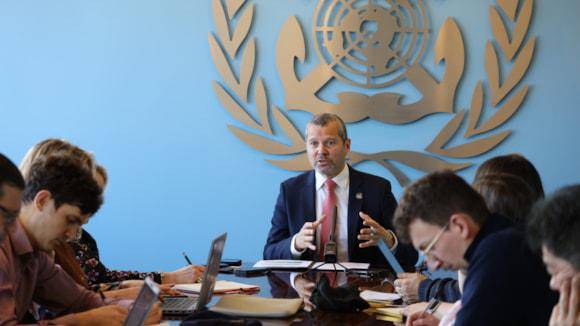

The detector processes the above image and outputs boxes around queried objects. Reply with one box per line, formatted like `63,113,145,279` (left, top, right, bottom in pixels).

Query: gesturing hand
294,216,326,252
358,212,395,248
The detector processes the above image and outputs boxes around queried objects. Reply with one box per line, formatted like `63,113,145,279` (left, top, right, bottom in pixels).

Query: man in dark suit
263,113,417,268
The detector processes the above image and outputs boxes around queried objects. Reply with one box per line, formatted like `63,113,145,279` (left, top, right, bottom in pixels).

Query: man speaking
263,113,417,269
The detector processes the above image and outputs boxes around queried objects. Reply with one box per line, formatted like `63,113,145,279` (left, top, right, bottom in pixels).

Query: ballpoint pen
182,251,193,265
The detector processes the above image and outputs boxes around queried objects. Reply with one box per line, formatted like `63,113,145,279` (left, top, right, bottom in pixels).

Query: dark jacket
455,214,557,325
263,166,417,269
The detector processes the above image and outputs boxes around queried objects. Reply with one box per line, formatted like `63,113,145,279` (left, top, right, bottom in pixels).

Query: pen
182,251,193,265
418,282,444,319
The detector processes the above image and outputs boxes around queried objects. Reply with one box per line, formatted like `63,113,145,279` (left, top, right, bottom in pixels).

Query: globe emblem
313,0,430,88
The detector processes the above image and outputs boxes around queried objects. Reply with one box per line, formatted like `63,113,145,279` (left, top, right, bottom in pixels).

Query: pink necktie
320,178,337,260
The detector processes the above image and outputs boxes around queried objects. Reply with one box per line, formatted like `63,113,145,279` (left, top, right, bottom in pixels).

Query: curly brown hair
22,155,102,215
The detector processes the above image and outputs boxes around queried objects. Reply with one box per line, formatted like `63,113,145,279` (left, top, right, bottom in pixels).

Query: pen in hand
182,251,193,265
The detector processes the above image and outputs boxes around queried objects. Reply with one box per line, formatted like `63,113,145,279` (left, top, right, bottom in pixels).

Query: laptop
162,232,227,315
124,277,160,326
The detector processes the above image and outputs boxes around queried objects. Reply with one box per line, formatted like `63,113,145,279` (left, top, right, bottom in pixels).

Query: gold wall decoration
208,0,536,186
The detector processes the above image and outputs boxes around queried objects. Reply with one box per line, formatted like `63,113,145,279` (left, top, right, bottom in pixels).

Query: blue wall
0,0,578,271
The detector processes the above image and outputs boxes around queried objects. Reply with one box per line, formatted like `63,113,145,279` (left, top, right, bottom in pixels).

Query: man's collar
463,213,514,263
9,219,34,256
315,165,349,190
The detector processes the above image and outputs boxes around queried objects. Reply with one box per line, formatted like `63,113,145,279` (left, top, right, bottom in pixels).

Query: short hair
305,113,348,142
20,138,95,181
0,153,25,197
22,155,103,215
527,185,580,270
95,164,108,188
475,154,544,200
473,173,535,225
394,170,490,243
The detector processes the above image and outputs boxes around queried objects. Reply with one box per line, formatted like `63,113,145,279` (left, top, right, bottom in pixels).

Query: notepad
173,280,260,294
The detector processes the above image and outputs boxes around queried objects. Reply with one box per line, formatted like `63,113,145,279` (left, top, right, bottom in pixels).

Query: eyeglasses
421,222,449,258
0,204,19,225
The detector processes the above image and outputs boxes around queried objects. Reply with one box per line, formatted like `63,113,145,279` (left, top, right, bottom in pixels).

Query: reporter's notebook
174,280,260,294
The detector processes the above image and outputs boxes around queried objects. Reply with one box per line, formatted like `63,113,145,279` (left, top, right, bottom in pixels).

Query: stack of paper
360,290,401,302
375,307,404,323
173,280,260,294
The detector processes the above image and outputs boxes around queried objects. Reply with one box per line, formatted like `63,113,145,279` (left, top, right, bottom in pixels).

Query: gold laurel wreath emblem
208,0,535,186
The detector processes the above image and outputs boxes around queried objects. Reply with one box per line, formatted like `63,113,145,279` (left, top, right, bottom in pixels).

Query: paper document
253,260,369,270
253,260,313,269
360,290,401,302
311,262,369,270
173,280,259,294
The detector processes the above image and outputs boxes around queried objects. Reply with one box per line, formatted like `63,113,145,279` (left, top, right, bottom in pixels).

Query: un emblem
313,0,429,88
209,0,536,185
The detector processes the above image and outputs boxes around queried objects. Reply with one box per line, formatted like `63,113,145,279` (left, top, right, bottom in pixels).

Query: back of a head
473,173,535,226
20,138,95,181
394,170,490,243
527,185,580,270
22,155,102,216
476,154,544,200
0,153,25,195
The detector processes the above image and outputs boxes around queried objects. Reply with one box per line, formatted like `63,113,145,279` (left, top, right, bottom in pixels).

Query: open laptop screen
195,232,227,310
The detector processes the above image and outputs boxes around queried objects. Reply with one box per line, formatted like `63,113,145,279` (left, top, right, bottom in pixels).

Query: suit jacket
263,166,417,269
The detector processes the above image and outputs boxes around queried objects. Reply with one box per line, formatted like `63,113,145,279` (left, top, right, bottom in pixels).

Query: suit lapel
301,171,316,260
302,170,316,223
347,166,363,261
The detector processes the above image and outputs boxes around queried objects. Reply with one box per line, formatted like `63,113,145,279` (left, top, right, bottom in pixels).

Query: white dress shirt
291,165,350,261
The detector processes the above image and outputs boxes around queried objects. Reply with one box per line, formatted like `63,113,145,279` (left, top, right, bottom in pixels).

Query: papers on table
360,290,401,302
253,260,369,270
311,262,369,271
253,260,313,269
173,280,260,294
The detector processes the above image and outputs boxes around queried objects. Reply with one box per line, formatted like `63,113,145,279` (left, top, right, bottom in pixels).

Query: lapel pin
356,192,363,200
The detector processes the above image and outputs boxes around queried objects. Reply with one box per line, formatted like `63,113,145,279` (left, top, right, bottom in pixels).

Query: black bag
310,274,370,312
180,309,262,326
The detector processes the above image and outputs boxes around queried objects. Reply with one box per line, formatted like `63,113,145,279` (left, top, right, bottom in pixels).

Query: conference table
166,266,400,325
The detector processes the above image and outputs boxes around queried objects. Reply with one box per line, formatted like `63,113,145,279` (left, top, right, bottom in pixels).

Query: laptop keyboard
162,297,198,311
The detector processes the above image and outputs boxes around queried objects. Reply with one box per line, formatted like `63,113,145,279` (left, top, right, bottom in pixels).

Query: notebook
162,232,227,316
173,280,259,294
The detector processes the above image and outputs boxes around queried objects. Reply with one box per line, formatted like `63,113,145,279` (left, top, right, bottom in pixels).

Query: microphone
323,206,338,263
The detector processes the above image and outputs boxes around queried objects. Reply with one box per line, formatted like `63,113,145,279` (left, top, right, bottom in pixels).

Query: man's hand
358,212,394,248
144,303,162,325
104,287,142,300
162,265,205,284
403,302,429,317
119,280,143,288
294,217,325,252
550,275,580,326
405,310,440,326
394,272,427,304
73,305,129,326
294,274,317,312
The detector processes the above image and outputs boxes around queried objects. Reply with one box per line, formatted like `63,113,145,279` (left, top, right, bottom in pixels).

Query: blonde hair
20,138,96,181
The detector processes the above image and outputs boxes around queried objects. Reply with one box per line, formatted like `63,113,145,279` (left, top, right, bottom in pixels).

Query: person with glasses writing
393,170,556,326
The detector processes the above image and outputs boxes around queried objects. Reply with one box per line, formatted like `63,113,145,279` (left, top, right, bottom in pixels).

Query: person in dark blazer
263,113,417,269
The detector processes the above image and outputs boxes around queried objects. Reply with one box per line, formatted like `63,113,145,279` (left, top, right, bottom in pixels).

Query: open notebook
173,280,260,294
